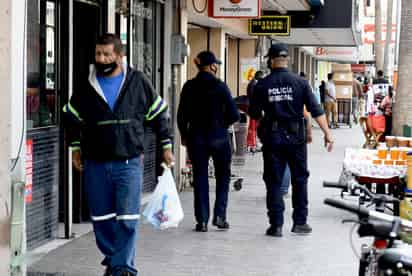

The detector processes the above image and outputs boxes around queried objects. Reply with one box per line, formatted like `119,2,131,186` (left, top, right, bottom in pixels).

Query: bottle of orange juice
408,152,412,190
377,144,388,160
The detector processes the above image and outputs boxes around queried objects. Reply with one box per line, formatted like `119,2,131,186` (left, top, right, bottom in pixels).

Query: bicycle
324,196,412,275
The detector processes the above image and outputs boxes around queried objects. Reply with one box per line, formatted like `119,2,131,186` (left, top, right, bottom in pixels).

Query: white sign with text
209,0,260,18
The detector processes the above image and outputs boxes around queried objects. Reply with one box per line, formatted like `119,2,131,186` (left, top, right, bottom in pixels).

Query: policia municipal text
63,34,174,276
249,43,334,237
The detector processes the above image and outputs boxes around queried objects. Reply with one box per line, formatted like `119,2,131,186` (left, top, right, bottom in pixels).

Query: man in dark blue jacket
63,34,174,276
177,51,240,232
249,43,333,238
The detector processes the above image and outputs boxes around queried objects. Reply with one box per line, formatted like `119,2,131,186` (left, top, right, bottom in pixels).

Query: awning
265,0,362,47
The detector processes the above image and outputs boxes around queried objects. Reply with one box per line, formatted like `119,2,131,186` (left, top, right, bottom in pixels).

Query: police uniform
249,44,324,235
177,51,240,232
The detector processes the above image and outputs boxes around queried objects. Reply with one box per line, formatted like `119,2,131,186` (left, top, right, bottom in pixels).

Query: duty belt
269,118,305,136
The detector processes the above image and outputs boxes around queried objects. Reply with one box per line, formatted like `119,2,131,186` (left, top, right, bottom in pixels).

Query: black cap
195,51,222,66
266,43,289,58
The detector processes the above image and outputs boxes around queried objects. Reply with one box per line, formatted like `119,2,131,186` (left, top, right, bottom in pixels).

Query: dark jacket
177,71,240,140
63,64,172,161
247,79,258,101
249,68,324,145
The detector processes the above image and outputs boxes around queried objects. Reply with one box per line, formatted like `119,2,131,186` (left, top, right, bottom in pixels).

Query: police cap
265,43,289,58
195,51,222,66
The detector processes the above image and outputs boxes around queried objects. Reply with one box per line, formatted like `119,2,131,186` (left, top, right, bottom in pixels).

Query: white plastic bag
142,166,184,230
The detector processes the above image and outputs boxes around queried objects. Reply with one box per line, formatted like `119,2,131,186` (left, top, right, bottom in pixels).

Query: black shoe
291,224,312,235
103,266,112,276
195,222,208,232
212,216,230,230
266,225,282,237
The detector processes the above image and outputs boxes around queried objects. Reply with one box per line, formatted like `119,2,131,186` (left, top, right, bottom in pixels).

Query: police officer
177,51,240,232
249,43,333,237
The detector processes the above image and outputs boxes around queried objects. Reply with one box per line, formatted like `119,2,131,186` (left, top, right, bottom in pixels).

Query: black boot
266,225,282,237
212,216,230,230
291,223,312,235
195,222,208,232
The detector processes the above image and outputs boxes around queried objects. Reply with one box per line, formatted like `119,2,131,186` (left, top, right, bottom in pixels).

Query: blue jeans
84,157,142,276
280,165,291,195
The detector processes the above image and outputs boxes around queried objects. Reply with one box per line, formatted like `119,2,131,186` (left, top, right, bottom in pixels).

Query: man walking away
63,34,174,276
249,43,334,238
325,73,338,128
177,51,240,232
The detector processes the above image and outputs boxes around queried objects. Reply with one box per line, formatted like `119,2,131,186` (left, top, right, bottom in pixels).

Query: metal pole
0,0,12,274
394,0,402,69
65,0,74,239
375,0,384,71
384,0,394,78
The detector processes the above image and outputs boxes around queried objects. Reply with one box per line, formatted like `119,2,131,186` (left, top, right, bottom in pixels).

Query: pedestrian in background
177,51,240,233
319,80,326,110
380,86,394,137
247,70,265,152
373,70,389,85
352,76,363,124
325,73,338,128
249,43,333,238
63,34,174,276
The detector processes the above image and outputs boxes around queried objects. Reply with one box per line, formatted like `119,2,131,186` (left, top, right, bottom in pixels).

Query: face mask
95,61,118,76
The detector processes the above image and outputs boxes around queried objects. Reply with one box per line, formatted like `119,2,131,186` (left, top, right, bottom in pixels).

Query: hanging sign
248,16,290,36
208,0,261,18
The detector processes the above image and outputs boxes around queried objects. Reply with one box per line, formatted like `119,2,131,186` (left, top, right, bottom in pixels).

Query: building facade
1,1,363,260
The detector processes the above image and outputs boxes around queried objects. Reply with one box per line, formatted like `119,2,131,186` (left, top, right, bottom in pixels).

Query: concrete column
383,0,394,78
209,28,226,80
0,0,12,274
393,0,412,135
375,0,384,71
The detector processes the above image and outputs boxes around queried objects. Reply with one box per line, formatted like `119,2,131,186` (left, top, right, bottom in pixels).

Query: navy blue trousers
188,134,232,224
84,157,142,276
262,143,309,227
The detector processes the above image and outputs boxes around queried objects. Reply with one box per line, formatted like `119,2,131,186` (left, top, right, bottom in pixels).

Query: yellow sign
248,16,291,36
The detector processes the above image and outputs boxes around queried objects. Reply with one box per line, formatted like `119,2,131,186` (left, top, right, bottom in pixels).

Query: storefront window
27,0,57,129
130,0,163,87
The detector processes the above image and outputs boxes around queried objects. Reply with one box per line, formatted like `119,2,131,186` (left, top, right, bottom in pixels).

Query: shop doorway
71,0,103,222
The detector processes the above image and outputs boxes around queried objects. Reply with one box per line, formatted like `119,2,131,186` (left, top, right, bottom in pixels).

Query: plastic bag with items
142,165,184,229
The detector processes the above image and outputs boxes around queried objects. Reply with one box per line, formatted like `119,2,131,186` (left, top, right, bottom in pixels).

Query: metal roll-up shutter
26,127,60,250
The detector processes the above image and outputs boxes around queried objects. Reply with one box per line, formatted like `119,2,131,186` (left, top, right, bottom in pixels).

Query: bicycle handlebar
323,181,348,189
324,198,412,229
324,198,369,216
323,181,399,204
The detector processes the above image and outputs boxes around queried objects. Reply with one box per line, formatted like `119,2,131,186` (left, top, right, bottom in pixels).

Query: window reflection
27,0,57,129
131,0,155,82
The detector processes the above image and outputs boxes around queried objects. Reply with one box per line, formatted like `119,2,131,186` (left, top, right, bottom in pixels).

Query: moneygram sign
208,0,261,18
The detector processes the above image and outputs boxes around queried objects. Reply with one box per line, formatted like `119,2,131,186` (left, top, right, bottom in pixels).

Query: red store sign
208,0,261,18
25,139,33,203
